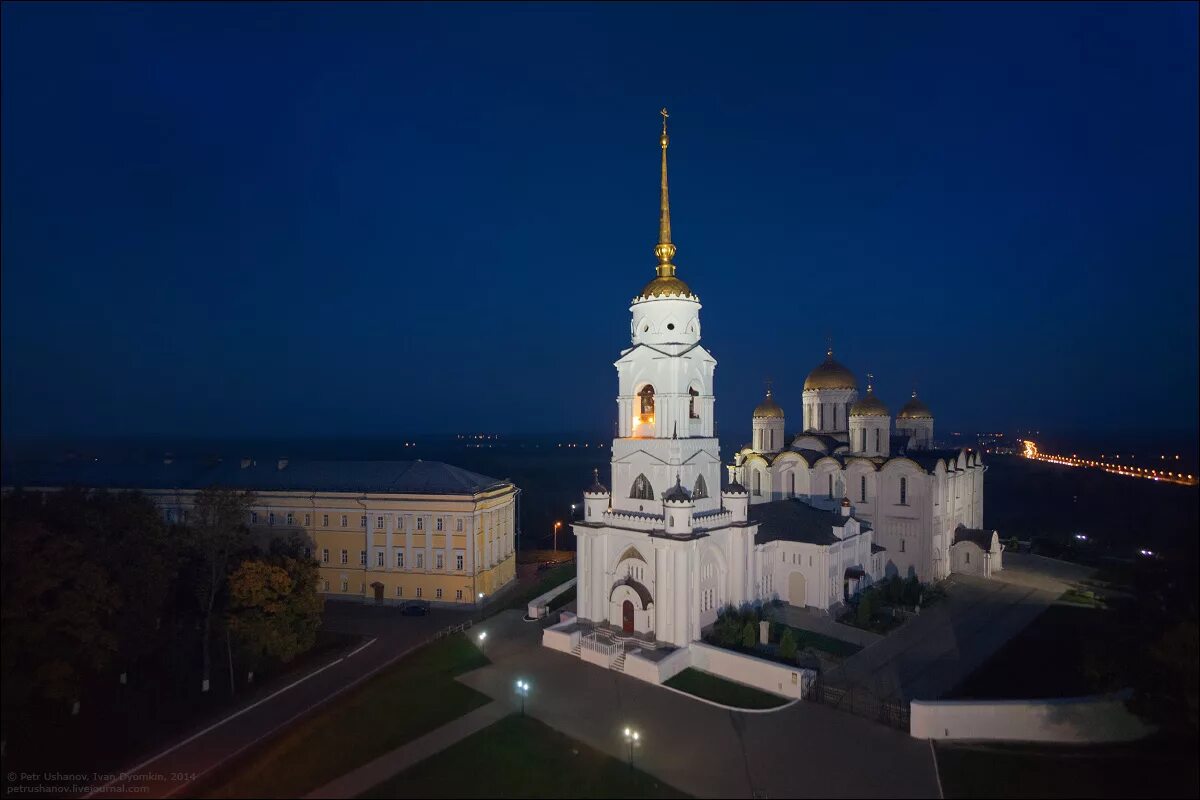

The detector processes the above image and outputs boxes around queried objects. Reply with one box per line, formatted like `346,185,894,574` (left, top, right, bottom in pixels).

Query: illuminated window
638,385,655,416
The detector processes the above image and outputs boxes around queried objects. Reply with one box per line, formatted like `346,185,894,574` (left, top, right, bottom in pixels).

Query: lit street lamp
478,630,488,655
515,679,530,716
623,727,641,769
553,520,562,552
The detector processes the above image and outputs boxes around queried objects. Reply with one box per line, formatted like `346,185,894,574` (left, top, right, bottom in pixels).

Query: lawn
783,625,862,658
200,633,491,798
935,736,1199,799
664,668,789,709
361,713,688,799
505,560,577,612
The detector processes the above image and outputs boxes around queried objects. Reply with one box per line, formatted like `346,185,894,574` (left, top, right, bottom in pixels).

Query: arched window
875,428,880,452
819,405,825,430
630,474,655,500
860,474,867,502
689,386,700,419
693,474,708,499
789,472,795,498
861,429,867,452
753,471,762,496
768,429,774,450
638,385,655,417
828,473,833,498
900,476,907,505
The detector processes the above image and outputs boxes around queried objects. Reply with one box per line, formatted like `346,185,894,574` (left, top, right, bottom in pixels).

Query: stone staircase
571,640,582,656
612,649,627,672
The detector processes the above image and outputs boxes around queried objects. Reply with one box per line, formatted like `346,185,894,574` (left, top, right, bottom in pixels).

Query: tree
1,491,122,710
779,627,798,661
741,620,757,649
185,488,255,691
856,590,875,628
902,575,921,608
228,549,323,670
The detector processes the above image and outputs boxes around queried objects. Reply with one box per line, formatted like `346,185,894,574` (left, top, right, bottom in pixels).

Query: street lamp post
477,630,487,655
515,679,530,716
553,520,562,553
623,727,640,769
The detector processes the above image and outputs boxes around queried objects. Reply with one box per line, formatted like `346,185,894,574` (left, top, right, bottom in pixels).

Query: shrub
779,628,798,661
741,621,757,649
902,575,921,607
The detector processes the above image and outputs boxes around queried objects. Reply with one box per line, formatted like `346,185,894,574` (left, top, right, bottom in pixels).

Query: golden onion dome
850,391,889,417
803,349,857,391
639,275,695,300
753,389,785,419
898,392,933,420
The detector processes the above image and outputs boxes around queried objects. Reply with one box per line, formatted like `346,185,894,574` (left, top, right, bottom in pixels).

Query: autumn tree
227,545,323,670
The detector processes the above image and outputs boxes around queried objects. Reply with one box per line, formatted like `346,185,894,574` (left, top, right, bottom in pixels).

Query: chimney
277,458,289,471
840,497,851,517
241,458,253,469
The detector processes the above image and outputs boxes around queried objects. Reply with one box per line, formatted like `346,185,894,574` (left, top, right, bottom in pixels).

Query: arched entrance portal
622,600,635,633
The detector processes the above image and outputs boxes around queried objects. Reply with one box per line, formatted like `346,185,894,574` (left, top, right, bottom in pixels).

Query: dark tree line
1,487,323,748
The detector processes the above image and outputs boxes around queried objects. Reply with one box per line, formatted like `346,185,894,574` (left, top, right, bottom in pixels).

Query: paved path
825,554,1095,703
87,602,475,798
305,701,508,798
455,611,941,799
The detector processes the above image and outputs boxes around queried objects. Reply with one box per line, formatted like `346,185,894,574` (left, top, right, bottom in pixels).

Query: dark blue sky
3,2,1197,441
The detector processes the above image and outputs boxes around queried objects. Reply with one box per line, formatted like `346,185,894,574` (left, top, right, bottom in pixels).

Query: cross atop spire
654,107,677,277
867,372,875,393
825,334,834,359
764,377,773,398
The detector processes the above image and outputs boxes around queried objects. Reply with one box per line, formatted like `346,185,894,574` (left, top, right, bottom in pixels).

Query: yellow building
6,457,519,606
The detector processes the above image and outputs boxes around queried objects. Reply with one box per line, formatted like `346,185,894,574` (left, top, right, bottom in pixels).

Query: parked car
401,600,430,616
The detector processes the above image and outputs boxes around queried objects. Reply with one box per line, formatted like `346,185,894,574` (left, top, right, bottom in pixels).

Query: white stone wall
690,642,814,699
910,695,1153,743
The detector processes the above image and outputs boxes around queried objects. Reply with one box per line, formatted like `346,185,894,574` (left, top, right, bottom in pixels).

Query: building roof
804,349,857,391
1,458,511,496
871,543,887,553
753,389,785,419
954,526,996,551
750,498,867,546
897,392,933,420
849,388,889,418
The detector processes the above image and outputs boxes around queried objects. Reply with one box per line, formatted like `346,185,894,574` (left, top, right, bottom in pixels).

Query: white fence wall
527,577,577,619
689,642,815,699
624,647,693,684
910,693,1153,743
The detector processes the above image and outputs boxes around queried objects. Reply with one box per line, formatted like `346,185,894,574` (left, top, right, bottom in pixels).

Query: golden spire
654,107,677,278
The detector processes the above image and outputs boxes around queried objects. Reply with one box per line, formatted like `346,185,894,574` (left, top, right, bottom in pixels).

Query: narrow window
322,548,330,564
323,580,330,592
376,551,384,567
789,472,795,497
819,405,825,429
397,551,405,568
456,589,463,600
397,585,403,597
340,579,349,592
286,512,294,526
417,517,425,531
360,514,367,528
436,553,444,570
900,539,906,553
251,511,258,525
689,386,700,419
359,550,367,566
753,471,762,496
828,474,833,498
875,428,880,452
900,477,908,505
416,587,423,598
965,550,970,564
639,384,655,416
304,513,311,527
376,515,384,530
340,549,348,565
861,475,867,502
323,513,330,526
693,474,708,499
456,554,464,570
436,588,443,599
416,552,424,569
166,509,175,523
268,512,275,526
436,517,444,532
456,518,463,532
341,514,348,528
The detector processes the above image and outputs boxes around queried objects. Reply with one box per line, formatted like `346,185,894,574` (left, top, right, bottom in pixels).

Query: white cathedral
570,111,1001,651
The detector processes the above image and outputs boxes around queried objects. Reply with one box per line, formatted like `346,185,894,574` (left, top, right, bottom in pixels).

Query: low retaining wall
689,642,815,699
541,622,579,655
910,692,1153,743
527,577,578,619
624,647,692,684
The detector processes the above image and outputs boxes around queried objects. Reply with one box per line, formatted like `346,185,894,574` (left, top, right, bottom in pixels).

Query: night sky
2,2,1196,441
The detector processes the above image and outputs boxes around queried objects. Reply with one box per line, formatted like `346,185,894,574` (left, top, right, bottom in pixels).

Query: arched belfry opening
639,385,656,417
689,386,700,419
693,474,708,499
630,473,655,500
